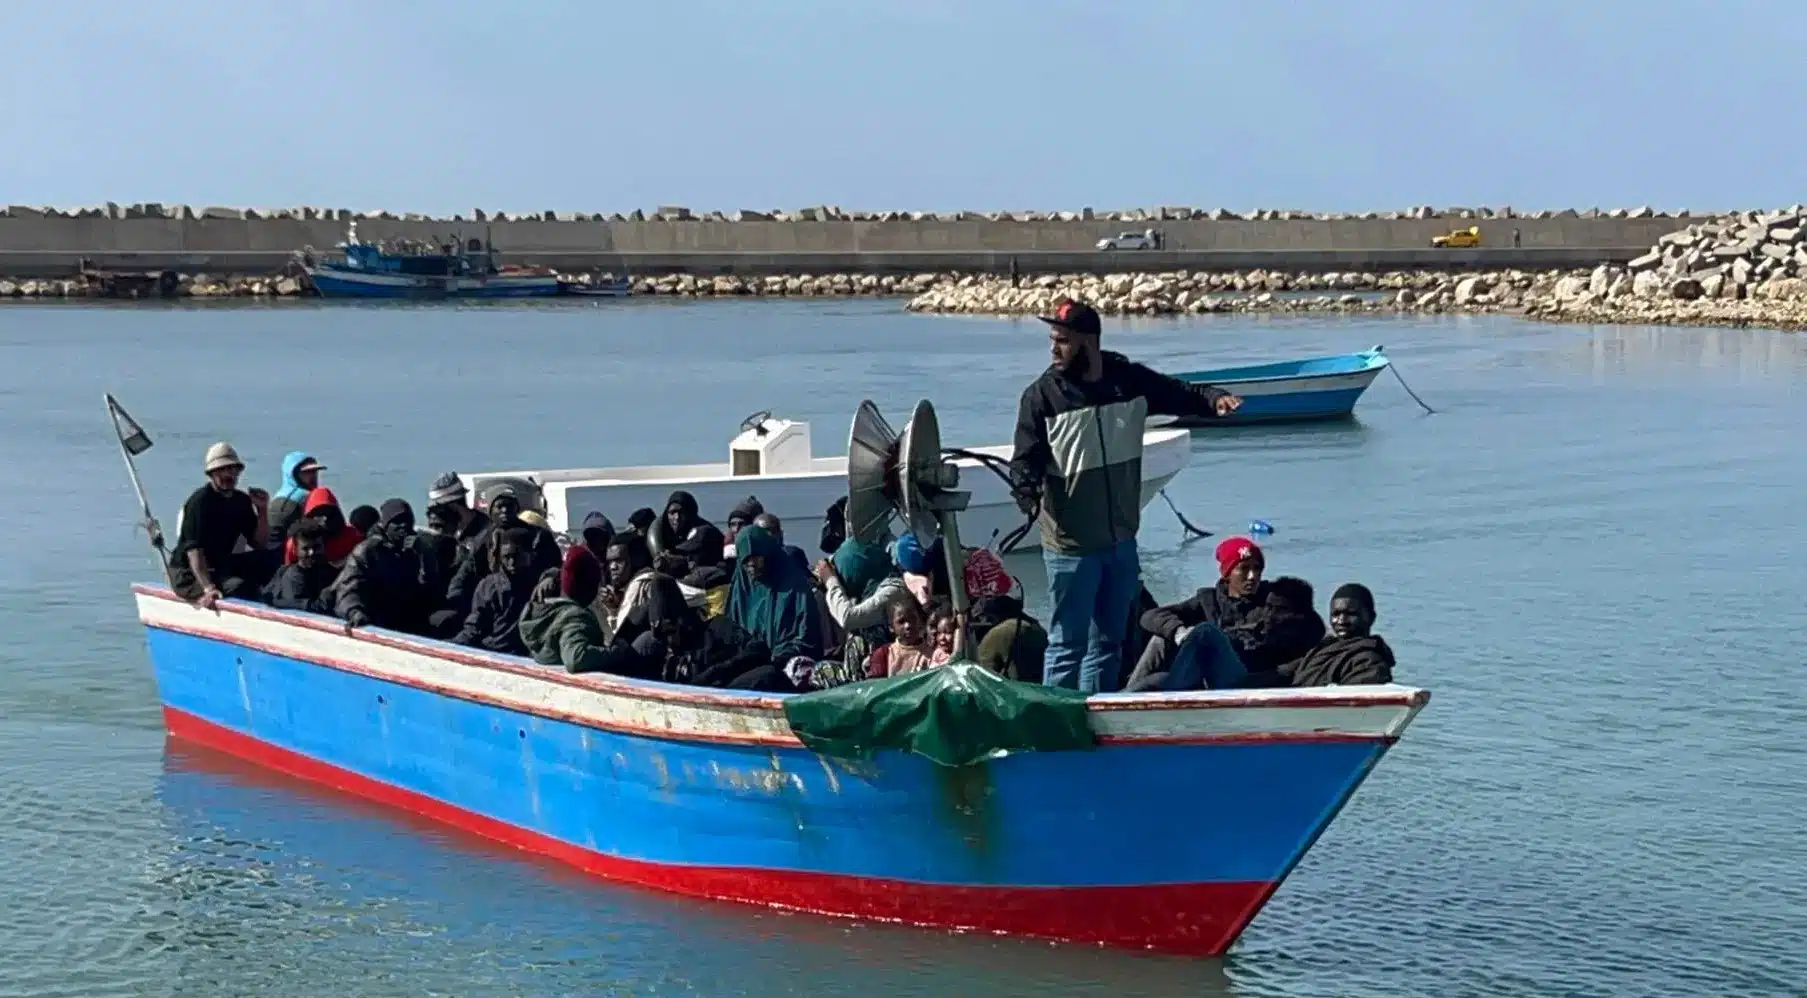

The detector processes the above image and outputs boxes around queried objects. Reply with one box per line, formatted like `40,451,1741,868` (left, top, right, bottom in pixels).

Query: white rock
1554,276,1588,300
1632,270,1664,297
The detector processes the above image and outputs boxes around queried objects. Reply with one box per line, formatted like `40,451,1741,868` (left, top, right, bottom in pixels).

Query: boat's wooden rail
133,584,1429,749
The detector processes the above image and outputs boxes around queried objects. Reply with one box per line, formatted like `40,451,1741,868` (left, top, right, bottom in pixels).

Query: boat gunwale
471,428,1194,494
133,584,1430,737
1180,350,1389,387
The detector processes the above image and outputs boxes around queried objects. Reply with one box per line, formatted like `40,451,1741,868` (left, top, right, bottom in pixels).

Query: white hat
204,442,243,474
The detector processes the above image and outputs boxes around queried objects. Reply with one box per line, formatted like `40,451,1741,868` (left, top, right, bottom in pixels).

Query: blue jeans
1042,538,1139,693
1163,625,1249,691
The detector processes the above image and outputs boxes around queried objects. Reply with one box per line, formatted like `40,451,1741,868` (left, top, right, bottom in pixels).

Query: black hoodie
1278,634,1396,687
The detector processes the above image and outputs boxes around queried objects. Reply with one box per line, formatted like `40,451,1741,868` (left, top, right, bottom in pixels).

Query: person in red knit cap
1123,536,1324,691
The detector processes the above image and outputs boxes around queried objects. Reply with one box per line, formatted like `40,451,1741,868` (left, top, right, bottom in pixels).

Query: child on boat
865,598,935,678
928,601,965,665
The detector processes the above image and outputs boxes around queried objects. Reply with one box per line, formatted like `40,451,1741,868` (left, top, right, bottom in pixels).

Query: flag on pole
106,394,153,456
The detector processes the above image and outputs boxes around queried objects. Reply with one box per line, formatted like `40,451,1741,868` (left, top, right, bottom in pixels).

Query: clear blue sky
4,0,1798,215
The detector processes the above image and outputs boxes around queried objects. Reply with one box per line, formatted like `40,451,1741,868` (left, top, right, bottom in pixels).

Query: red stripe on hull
163,706,1273,956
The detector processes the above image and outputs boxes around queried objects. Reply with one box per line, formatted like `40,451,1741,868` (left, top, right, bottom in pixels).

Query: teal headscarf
831,537,893,600
728,525,826,662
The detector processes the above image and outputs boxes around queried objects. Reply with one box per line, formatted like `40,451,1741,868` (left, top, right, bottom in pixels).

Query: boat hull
1157,351,1389,427
135,586,1426,957
306,266,562,300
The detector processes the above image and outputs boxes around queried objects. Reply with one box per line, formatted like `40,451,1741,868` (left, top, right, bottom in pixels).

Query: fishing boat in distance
460,411,1195,552
301,221,561,299
115,393,1430,958
1153,346,1391,427
558,275,634,298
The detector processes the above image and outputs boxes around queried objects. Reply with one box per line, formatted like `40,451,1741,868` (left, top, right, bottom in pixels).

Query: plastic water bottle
1248,519,1274,536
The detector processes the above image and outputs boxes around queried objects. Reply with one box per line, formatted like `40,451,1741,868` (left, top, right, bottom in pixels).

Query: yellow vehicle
1432,226,1481,248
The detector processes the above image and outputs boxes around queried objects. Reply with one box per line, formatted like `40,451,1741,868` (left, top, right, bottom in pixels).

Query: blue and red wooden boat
132,585,1428,956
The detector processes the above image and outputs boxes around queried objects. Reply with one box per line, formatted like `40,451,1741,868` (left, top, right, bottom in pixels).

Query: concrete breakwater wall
0,203,1697,277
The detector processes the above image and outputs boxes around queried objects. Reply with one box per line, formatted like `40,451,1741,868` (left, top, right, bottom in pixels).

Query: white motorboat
460,414,1194,553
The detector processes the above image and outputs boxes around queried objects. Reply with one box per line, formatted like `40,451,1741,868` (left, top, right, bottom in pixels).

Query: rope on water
1388,362,1438,415
1158,489,1214,541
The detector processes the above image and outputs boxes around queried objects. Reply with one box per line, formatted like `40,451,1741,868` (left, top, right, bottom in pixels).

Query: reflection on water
154,744,1242,998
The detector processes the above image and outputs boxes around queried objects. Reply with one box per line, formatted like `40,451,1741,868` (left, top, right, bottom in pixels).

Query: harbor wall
0,209,1692,277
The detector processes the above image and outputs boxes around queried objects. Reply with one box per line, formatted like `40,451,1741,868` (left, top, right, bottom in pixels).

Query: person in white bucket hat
168,442,274,610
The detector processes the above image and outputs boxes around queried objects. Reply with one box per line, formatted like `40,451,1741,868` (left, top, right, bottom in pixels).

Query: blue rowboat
1156,346,1391,427
132,585,1428,957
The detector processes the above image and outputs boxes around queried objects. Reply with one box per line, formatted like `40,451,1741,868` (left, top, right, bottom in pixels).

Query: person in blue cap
1009,297,1242,693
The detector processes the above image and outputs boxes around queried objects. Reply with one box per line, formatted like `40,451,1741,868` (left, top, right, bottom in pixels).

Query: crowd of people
164,434,1395,694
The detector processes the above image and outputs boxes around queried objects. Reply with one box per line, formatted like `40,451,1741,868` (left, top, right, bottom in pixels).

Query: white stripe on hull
135,590,1426,745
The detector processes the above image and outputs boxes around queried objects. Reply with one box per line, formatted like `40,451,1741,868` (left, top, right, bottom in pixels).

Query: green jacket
517,596,615,673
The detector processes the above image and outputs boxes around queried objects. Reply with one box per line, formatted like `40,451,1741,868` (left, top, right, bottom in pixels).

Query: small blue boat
303,222,561,300
1157,346,1391,426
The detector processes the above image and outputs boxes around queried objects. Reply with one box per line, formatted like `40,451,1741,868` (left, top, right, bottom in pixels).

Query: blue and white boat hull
306,266,562,300
1157,347,1391,426
133,585,1427,957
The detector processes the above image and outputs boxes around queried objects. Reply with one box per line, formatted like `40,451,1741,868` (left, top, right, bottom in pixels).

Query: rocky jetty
904,262,1807,331
0,202,1694,223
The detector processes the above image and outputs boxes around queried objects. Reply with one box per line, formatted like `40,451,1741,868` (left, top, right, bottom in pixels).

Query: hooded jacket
454,565,539,656
333,521,443,635
1277,634,1396,688
262,559,338,614
281,487,364,566
448,514,559,614
1010,352,1230,555
727,525,826,662
517,596,647,674
265,451,317,550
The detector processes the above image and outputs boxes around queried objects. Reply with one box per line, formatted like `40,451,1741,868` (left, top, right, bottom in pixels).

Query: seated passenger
814,537,910,665
519,546,644,675
676,523,732,618
751,513,813,577
454,527,540,656
977,615,1049,684
724,496,764,545
600,531,654,635
928,601,965,665
865,598,935,677
282,487,362,567
450,482,557,610
630,574,770,685
1127,537,1324,691
1268,583,1396,687
265,451,324,550
893,532,948,606
578,511,614,562
728,524,826,664
649,490,714,566
168,442,273,608
626,507,658,534
348,504,380,536
263,519,338,613
334,499,443,635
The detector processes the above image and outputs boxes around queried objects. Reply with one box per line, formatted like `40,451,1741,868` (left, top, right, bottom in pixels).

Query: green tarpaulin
782,663,1097,768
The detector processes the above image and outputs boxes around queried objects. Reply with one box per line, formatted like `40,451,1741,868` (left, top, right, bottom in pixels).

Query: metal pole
106,394,169,575
935,509,973,662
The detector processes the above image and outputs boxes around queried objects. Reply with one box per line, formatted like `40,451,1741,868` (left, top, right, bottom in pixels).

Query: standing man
1009,299,1242,693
